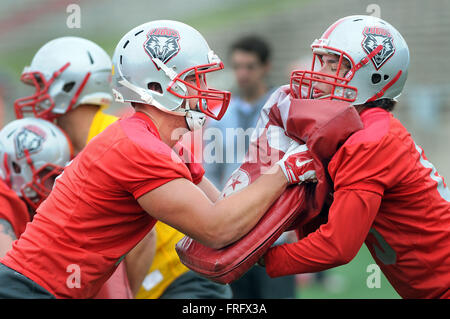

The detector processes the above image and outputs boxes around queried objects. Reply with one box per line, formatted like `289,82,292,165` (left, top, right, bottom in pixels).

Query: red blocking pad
176,89,363,284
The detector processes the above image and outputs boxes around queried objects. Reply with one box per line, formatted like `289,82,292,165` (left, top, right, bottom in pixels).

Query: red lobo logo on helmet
144,27,181,70
14,125,46,159
361,26,396,70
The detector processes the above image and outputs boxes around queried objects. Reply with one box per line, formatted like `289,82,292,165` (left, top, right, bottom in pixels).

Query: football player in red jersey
0,20,316,298
13,36,154,298
260,15,450,299
0,118,72,259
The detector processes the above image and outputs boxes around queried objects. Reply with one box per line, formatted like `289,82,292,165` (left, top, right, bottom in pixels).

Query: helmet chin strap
185,109,206,131
152,58,207,131
117,58,207,131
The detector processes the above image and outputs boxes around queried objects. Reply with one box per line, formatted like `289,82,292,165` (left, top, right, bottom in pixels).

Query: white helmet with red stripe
0,118,72,210
291,15,410,105
14,37,113,120
111,20,231,131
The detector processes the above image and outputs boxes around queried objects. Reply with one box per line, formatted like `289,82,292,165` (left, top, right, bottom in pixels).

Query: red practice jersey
0,179,30,238
265,108,450,299
1,112,192,298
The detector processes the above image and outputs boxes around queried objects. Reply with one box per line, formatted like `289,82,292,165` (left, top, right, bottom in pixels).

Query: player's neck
56,104,100,155
354,104,368,114
135,105,187,149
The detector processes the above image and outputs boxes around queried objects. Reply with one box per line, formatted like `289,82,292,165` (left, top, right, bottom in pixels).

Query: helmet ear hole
384,74,390,81
371,73,382,84
63,82,76,93
147,82,163,94
12,162,21,174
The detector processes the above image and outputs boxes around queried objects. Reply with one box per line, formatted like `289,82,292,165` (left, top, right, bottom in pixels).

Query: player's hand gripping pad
176,86,363,284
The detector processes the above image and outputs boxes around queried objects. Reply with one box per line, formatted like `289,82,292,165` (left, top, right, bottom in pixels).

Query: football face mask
290,16,409,105
0,118,72,212
167,62,231,121
14,62,91,120
290,48,358,102
18,150,64,211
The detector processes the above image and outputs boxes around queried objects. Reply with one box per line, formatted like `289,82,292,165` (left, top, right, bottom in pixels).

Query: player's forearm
140,167,287,250
196,177,221,202
264,189,381,277
0,236,14,258
0,219,16,258
125,228,156,297
210,165,288,248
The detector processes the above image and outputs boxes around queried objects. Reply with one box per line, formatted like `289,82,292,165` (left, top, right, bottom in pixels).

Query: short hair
362,98,397,111
230,35,271,64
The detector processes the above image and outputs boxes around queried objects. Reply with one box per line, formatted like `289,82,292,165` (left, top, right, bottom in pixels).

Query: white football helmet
0,118,72,210
290,15,410,105
14,37,113,120
111,20,231,131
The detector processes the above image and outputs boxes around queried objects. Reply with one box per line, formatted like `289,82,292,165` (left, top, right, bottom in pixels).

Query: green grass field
296,245,400,299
